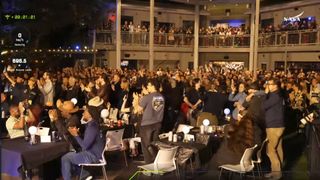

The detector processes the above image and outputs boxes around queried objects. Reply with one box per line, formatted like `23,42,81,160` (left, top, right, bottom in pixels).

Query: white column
149,0,155,71
253,0,260,78
284,50,288,74
193,4,199,71
92,30,97,66
116,0,121,69
249,4,254,71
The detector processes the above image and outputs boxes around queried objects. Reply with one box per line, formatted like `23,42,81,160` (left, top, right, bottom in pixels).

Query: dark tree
1,0,114,48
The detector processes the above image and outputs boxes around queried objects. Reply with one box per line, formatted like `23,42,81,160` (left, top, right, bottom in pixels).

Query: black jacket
242,91,266,128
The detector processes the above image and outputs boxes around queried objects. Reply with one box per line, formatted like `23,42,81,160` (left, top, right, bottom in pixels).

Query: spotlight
71,98,78,105
182,126,190,135
28,126,37,145
100,109,109,118
224,108,231,115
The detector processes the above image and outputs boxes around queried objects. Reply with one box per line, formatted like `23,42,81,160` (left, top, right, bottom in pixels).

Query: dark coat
262,90,285,128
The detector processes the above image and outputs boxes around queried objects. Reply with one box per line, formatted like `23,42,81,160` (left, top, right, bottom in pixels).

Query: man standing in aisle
262,78,285,180
136,79,165,163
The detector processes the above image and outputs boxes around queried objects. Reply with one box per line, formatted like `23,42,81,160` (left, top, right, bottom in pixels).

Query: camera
300,111,319,127
300,113,315,125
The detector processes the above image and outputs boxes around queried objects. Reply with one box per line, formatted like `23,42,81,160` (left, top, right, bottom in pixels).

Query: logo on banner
283,11,304,23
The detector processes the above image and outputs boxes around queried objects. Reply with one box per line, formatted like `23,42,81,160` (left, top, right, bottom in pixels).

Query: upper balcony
95,29,320,53
258,29,320,52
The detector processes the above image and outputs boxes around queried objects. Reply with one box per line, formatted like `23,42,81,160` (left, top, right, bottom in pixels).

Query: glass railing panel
287,31,299,45
301,30,317,44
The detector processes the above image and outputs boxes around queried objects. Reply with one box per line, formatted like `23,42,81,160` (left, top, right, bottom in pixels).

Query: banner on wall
213,61,244,70
283,11,304,23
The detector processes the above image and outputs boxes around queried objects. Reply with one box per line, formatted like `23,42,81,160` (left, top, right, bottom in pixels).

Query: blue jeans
61,151,98,180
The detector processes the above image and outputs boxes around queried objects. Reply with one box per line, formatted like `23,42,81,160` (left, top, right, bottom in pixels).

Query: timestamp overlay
2,13,36,23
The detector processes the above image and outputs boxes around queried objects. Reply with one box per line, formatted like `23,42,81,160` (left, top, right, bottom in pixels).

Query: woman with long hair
183,78,204,125
210,111,255,169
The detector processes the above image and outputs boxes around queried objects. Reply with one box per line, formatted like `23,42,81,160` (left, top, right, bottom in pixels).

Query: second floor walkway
96,29,320,53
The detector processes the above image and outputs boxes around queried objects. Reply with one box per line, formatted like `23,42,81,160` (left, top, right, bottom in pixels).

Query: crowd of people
98,19,319,46
1,63,320,179
261,20,317,33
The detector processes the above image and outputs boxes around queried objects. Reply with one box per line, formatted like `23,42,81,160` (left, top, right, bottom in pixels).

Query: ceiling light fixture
225,9,231,16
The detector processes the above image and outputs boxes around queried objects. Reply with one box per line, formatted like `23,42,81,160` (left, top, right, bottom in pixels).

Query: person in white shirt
6,103,28,138
37,72,54,106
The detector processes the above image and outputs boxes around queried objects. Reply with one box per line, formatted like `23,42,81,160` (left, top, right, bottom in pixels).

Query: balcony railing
259,29,320,47
96,30,193,47
199,34,250,47
96,29,320,48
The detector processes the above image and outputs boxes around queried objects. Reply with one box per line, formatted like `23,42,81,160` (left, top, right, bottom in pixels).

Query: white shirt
6,115,25,139
39,79,54,105
129,25,134,32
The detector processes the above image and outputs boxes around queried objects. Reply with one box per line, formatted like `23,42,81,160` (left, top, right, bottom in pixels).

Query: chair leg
123,150,128,167
175,163,181,180
79,166,83,180
189,158,194,176
218,168,223,180
252,170,255,180
102,165,108,180
257,163,261,177
258,163,263,176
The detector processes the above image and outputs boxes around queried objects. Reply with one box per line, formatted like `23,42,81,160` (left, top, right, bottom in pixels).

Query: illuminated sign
283,11,304,23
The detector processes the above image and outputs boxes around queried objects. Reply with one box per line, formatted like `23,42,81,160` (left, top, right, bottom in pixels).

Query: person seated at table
49,101,82,152
209,111,254,169
122,90,144,157
61,105,105,180
56,99,81,127
6,102,32,138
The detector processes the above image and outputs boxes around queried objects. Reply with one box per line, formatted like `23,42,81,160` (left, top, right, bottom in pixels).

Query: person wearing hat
61,105,105,180
88,96,104,108
242,82,266,145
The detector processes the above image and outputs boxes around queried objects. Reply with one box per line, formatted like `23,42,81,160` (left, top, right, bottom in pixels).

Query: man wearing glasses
262,78,285,180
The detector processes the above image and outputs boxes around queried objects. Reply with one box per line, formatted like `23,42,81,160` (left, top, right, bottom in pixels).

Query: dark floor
105,131,310,180
0,131,313,180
